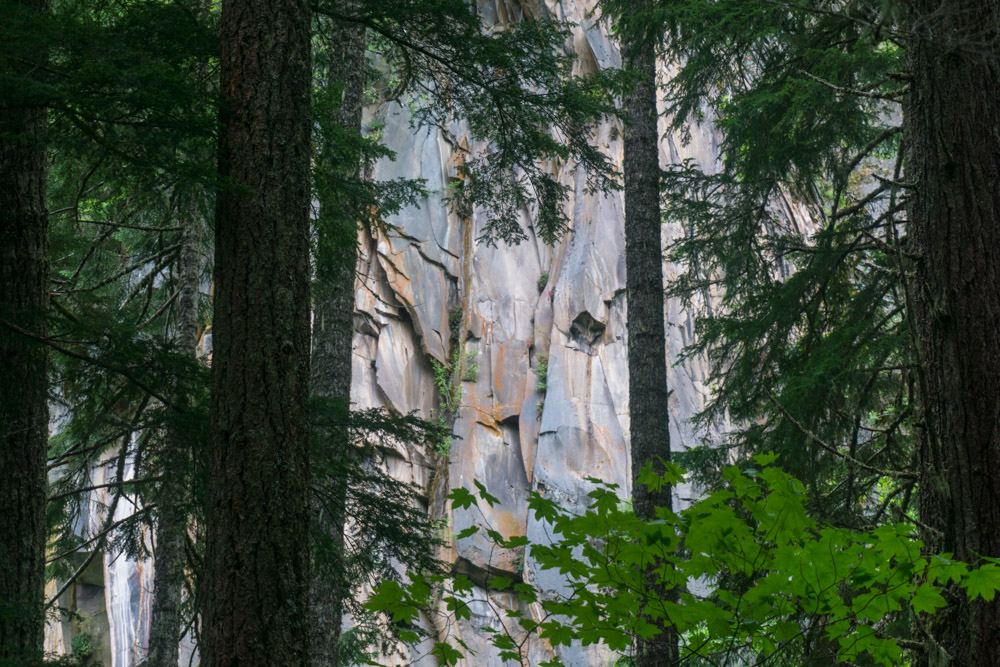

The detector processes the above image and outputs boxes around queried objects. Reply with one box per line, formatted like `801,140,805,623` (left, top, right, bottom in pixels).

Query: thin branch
69,243,181,295
137,289,179,330
45,548,99,610
46,504,155,565
48,476,162,504
766,390,917,479
78,219,184,233
0,318,181,410
797,69,907,101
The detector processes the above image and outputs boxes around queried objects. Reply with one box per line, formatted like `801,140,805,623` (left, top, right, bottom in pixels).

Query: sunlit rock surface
45,1,725,665
354,2,726,663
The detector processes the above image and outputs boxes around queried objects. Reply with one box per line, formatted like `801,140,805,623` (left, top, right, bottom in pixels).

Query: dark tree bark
309,9,365,666
622,27,679,667
147,201,201,667
906,1,1000,663
0,0,49,661
202,0,312,663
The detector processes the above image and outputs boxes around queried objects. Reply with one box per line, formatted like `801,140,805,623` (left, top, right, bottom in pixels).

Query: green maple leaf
962,563,1000,601
910,584,947,614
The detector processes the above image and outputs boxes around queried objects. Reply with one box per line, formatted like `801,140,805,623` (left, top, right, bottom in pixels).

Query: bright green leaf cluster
368,462,1000,665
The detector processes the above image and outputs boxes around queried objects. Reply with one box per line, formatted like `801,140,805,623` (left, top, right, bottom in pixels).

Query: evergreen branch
47,476,162,503
69,242,181,295
48,431,129,470
69,224,116,284
46,504,155,565
766,389,917,480
46,432,139,614
0,318,181,409
872,173,916,190
796,69,906,102
831,183,890,221
137,288,179,329
44,547,99,610
78,218,184,233
842,126,904,181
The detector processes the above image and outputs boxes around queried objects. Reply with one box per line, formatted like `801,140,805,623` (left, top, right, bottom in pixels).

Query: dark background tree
0,0,49,661
201,0,313,663
146,195,203,667
906,0,1000,661
309,6,366,664
640,0,1000,661
617,7,679,664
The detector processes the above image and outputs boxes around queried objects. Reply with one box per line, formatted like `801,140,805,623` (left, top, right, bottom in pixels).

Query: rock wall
352,1,725,663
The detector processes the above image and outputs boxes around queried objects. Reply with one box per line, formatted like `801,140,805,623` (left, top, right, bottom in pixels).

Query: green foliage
428,310,482,456
461,349,478,383
69,633,93,659
335,618,385,666
430,357,459,457
9,0,625,658
600,0,919,535
313,0,626,246
369,460,1000,666
310,399,446,638
535,354,548,393
430,412,453,458
537,271,550,293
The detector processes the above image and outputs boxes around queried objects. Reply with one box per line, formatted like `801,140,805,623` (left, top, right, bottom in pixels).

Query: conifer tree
906,0,1000,661
618,12,679,666
0,0,49,661
645,0,1000,660
147,197,203,667
309,7,365,664
201,0,313,662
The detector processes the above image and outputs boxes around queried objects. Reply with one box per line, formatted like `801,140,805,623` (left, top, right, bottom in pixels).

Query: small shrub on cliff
535,354,548,392
462,348,478,382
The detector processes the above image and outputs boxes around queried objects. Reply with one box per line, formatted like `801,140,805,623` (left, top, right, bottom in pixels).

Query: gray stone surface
350,2,728,663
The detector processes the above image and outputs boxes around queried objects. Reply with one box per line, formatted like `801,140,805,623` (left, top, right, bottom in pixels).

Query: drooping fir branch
312,0,626,245
620,0,919,527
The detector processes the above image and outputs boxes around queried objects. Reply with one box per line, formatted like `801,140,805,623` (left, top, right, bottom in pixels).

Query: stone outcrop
349,2,726,663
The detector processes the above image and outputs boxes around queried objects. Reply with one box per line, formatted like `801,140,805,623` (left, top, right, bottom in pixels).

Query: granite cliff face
44,2,726,664
352,1,725,663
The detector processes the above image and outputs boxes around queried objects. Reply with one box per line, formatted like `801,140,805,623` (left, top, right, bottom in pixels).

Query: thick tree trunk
147,202,201,667
202,0,312,663
622,29,679,667
309,10,365,666
907,1,1000,663
0,0,49,661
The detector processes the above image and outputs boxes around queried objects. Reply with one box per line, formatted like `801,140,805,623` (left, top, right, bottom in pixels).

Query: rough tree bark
906,0,1000,663
0,0,49,661
202,0,312,663
146,201,201,667
622,26,679,667
309,8,365,666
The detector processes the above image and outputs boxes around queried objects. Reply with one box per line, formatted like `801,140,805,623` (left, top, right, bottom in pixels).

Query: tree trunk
0,0,49,661
202,0,312,663
622,27,679,667
147,200,201,667
309,9,365,666
906,0,1000,663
